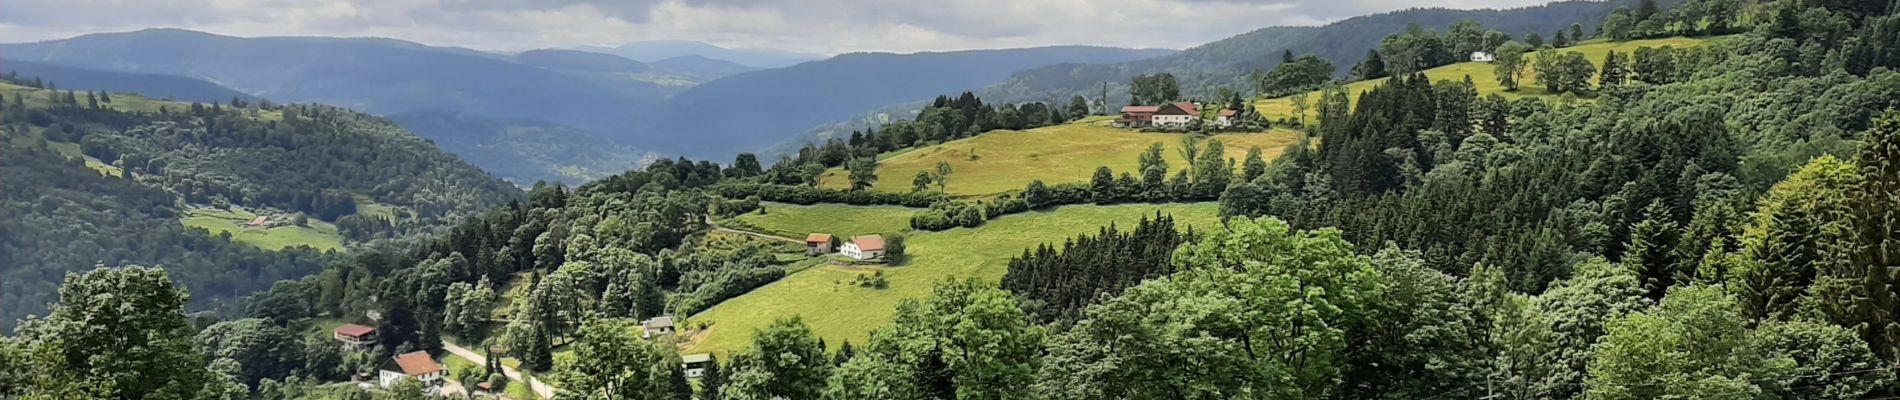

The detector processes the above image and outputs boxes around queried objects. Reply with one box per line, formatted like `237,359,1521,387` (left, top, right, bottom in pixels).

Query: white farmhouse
1151,102,1200,128
1471,51,1496,62
841,235,886,260
378,351,445,389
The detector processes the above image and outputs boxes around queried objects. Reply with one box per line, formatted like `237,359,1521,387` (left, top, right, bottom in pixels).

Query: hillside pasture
180,207,344,252
1255,37,1710,120
683,202,1221,356
724,202,918,239
819,120,1304,196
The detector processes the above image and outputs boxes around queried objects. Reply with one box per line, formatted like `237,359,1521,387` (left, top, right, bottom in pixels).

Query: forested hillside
0,78,519,332
10,0,1900,399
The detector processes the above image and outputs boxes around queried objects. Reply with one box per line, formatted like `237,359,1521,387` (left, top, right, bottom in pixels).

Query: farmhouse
841,235,885,260
246,216,269,229
1116,105,1159,128
378,351,444,389
643,316,676,339
1215,109,1239,128
333,323,377,351
1471,51,1496,62
1152,102,1199,128
682,353,713,379
805,233,836,255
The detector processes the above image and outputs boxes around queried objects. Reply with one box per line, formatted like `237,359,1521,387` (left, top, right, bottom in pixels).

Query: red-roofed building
1117,105,1160,128
378,351,445,388
333,324,377,351
1153,102,1200,127
1215,109,1240,127
805,233,836,255
842,235,886,261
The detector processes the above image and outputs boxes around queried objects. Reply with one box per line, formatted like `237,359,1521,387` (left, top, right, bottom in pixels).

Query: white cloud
0,0,1551,54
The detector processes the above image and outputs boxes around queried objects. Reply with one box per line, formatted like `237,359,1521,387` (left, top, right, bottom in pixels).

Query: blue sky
1,0,1555,54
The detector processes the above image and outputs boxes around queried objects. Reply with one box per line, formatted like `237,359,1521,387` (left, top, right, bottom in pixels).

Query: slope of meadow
819,119,1303,196
683,202,1221,355
1255,37,1710,119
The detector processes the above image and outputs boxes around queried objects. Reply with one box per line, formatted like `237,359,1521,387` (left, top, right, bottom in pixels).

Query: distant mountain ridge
633,45,1177,157
0,28,664,129
577,39,824,68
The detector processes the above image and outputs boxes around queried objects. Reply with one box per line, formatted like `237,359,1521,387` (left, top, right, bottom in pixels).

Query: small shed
682,353,714,378
805,233,836,255
643,316,676,339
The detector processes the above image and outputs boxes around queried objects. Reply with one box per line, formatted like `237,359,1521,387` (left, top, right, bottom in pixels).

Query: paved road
441,341,558,399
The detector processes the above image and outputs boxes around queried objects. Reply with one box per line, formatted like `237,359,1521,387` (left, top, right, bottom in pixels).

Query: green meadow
682,202,1222,356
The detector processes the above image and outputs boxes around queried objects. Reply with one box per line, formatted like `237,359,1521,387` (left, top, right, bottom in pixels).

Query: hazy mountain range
574,40,825,68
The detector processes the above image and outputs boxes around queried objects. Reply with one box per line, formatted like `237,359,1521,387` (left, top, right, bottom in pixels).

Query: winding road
441,341,559,399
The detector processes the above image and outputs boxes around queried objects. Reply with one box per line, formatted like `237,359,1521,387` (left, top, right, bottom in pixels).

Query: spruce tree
1623,201,1680,301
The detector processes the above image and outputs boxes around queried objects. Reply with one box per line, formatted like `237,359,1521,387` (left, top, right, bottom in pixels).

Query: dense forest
0,78,520,331
8,0,1900,399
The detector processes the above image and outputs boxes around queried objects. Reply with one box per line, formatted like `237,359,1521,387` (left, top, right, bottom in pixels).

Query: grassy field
683,202,1221,355
818,120,1304,196
1255,37,1711,120
181,207,345,252
725,202,919,239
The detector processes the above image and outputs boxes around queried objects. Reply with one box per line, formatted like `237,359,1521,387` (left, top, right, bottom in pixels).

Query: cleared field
181,207,345,252
725,202,918,239
1255,37,1711,120
819,120,1304,196
683,202,1221,355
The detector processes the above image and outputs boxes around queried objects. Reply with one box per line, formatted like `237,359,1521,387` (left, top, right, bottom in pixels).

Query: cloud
0,0,1552,54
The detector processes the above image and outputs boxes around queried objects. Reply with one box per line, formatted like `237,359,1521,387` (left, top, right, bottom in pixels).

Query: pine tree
1623,201,1680,301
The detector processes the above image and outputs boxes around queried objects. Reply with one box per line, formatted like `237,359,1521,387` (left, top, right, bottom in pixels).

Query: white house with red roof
1215,109,1240,127
379,351,445,388
1152,102,1199,127
842,235,886,260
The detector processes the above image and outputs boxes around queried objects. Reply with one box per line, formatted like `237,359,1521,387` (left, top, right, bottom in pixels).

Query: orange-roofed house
805,233,836,255
1215,109,1239,127
333,323,377,351
378,351,445,388
841,235,886,261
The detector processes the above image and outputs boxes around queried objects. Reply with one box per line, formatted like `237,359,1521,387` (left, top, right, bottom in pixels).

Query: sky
0,0,1555,55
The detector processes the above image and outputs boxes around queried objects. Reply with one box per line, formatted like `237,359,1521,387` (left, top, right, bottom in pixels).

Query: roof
391,351,442,376
1120,106,1159,114
850,235,886,252
805,233,833,243
334,323,376,338
248,216,268,226
682,353,713,364
1218,109,1239,117
644,316,675,330
1154,101,1199,116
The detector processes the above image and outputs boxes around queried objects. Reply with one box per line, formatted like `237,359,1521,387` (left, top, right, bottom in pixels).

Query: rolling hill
0,58,253,103
633,46,1177,158
0,78,520,331
1254,36,1711,119
817,118,1304,196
